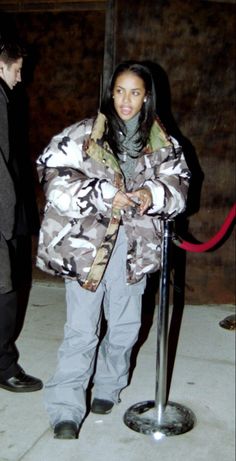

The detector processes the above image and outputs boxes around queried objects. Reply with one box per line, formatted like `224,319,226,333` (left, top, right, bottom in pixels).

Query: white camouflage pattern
36,113,190,291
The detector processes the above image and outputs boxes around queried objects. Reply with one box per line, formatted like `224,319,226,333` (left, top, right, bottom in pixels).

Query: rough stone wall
4,9,105,211
1,8,105,285
13,11,105,156
1,1,235,304
116,0,235,304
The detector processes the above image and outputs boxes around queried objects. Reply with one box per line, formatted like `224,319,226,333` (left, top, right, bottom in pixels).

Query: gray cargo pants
44,227,146,427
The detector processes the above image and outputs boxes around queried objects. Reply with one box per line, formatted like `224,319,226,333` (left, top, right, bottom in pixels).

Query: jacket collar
90,112,172,152
146,118,172,153
0,77,11,103
86,113,121,174
90,112,106,142
86,112,172,171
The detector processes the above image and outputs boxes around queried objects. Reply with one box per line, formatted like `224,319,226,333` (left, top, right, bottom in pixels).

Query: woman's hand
113,190,137,210
127,187,152,216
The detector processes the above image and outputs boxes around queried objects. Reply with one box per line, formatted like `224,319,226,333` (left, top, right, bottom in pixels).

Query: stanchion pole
155,219,171,423
123,219,196,437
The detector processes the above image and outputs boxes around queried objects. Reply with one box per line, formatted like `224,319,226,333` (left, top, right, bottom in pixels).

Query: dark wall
1,10,105,200
0,8,105,282
1,1,235,304
17,11,104,153
116,0,235,304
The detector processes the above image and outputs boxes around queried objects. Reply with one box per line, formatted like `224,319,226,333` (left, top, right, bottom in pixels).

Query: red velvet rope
173,203,236,253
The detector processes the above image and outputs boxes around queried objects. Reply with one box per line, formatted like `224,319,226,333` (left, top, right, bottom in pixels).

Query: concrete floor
0,281,235,461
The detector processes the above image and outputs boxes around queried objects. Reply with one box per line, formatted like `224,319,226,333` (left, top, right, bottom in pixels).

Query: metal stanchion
123,219,196,437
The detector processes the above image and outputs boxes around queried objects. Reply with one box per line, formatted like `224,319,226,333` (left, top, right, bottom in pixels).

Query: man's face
0,57,23,89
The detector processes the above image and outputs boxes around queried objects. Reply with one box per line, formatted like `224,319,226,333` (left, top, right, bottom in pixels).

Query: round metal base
123,400,196,437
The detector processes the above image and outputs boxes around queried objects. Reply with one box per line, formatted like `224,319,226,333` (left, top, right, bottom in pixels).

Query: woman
36,61,190,439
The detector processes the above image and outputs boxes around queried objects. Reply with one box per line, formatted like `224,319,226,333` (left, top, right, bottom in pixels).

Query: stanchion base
123,400,196,437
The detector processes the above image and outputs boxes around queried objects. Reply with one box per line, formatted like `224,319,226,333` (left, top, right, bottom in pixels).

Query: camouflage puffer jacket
36,112,190,291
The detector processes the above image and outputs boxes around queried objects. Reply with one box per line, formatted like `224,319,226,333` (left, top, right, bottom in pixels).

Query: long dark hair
100,60,156,155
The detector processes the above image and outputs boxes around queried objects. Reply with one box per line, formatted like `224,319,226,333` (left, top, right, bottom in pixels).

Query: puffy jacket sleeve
143,137,191,217
37,120,118,218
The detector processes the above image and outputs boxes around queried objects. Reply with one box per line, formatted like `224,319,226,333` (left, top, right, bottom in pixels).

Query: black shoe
54,421,78,440
0,371,43,393
91,398,114,414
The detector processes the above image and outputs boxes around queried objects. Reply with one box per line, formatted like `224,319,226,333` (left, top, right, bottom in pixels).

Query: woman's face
112,70,146,121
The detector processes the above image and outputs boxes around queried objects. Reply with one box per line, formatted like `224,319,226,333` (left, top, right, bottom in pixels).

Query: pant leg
13,235,32,342
0,233,13,294
0,235,21,380
93,226,146,403
0,291,22,380
44,279,105,427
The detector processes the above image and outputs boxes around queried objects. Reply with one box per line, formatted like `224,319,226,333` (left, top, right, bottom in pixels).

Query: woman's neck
123,112,140,139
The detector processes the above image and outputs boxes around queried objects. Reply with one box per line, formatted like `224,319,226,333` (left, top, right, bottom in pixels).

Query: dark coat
0,78,40,240
0,78,16,240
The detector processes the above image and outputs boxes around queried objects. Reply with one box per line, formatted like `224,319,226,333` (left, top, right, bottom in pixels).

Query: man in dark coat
0,31,42,392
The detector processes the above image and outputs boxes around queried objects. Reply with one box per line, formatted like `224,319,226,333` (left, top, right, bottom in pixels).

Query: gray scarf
118,112,141,183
